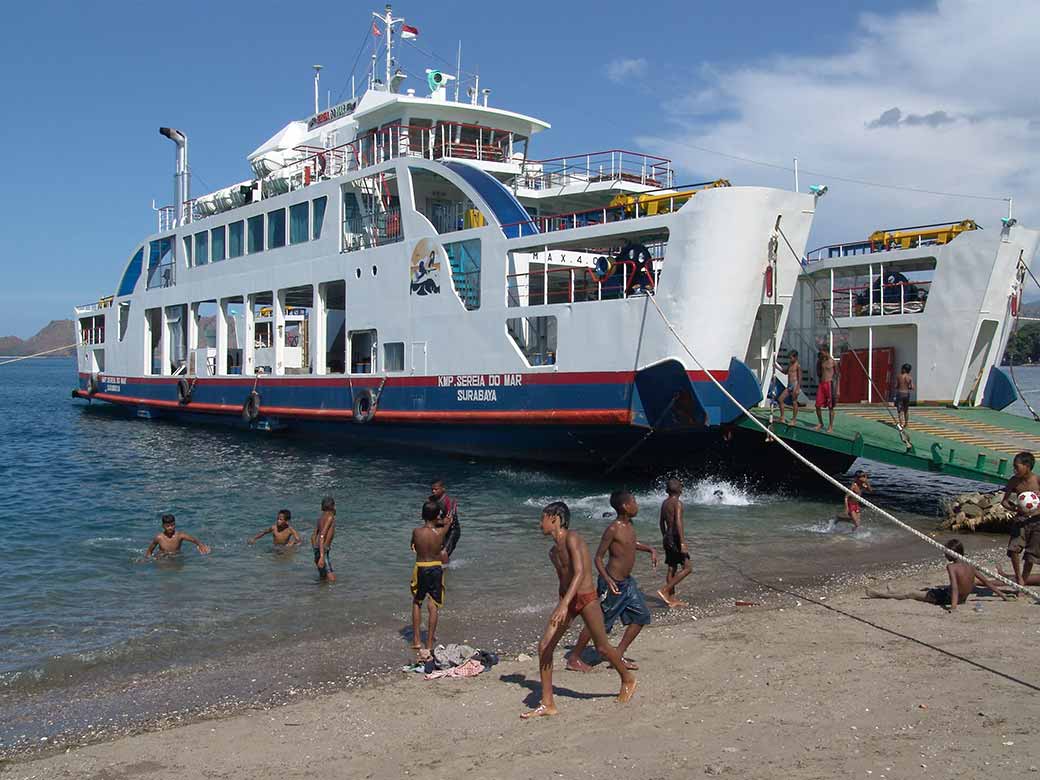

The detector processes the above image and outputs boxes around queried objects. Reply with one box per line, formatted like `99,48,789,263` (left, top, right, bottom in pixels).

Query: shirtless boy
836,470,871,529
566,490,657,672
249,509,301,546
145,514,210,558
867,539,1008,611
815,346,837,432
429,479,461,561
522,501,636,719
777,350,801,424
657,478,691,608
1001,452,1040,584
895,363,914,430
311,496,337,582
410,500,454,651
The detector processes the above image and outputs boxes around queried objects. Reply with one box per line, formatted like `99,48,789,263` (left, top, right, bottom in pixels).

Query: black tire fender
242,390,261,422
176,377,192,405
353,389,375,423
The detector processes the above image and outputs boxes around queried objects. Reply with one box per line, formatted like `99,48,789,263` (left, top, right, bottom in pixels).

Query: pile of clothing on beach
401,644,500,679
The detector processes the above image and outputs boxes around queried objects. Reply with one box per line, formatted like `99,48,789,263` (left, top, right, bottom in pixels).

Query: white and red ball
1017,491,1040,513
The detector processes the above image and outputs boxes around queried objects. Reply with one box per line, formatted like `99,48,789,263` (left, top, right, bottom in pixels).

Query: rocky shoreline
940,488,1012,533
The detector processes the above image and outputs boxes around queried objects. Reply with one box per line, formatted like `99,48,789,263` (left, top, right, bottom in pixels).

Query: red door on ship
838,348,894,403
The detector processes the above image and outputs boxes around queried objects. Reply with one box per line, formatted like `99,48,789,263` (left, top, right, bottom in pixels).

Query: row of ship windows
184,197,328,267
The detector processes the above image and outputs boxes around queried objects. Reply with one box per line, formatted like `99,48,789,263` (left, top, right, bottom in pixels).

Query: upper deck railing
806,219,978,263
511,150,673,191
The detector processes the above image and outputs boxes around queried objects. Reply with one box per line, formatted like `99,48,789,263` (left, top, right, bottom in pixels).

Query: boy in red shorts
815,346,837,432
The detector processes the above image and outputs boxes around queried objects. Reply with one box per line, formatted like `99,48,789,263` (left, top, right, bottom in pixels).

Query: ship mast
373,4,403,91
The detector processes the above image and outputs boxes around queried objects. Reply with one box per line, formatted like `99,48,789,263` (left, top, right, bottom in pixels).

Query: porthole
355,268,362,279
372,265,378,277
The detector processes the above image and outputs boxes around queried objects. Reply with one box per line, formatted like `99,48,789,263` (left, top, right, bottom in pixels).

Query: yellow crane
609,179,731,217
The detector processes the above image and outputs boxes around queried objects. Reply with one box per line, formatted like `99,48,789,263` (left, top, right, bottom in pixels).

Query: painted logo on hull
410,239,444,296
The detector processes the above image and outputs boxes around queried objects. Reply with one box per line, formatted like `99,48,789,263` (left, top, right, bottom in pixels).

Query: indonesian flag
401,24,419,39
371,21,381,36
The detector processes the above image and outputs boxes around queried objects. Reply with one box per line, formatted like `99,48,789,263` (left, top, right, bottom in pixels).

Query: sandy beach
6,553,1039,780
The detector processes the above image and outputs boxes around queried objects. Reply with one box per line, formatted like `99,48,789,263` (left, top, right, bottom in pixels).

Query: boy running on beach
895,363,914,430
837,470,871,529
657,479,691,608
410,500,454,652
429,478,461,560
249,509,301,547
522,501,636,719
311,497,337,582
145,514,210,557
866,539,1008,611
776,350,801,425
815,346,837,432
566,491,657,672
1001,452,1040,584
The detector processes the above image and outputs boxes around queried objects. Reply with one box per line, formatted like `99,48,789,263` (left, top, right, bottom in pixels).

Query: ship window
247,215,264,254
192,301,218,376
223,296,245,375
507,315,557,366
349,329,377,374
384,341,405,372
312,196,328,239
267,209,286,249
182,236,193,267
117,247,145,297
444,239,481,311
146,237,175,289
409,166,486,235
145,307,162,374
118,302,131,342
280,285,314,375
320,280,346,374
289,202,309,245
166,304,188,375
229,221,245,258
211,226,226,262
194,231,209,266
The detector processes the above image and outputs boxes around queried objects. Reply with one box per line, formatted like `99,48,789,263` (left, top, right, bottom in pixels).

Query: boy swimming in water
311,496,337,582
145,514,210,558
837,470,871,529
410,500,454,652
522,501,636,719
249,509,301,547
657,479,692,608
1000,452,1040,584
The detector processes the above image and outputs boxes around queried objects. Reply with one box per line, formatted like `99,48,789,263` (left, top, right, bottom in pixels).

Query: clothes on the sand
425,658,485,680
664,542,690,570
411,560,445,607
431,643,477,670
895,389,911,414
597,574,652,633
815,380,835,409
313,546,333,575
567,590,599,619
924,585,952,606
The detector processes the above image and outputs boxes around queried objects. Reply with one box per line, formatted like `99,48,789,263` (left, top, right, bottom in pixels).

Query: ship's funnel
159,127,190,226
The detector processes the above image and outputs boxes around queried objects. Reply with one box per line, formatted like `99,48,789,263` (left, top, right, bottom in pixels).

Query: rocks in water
940,490,1013,532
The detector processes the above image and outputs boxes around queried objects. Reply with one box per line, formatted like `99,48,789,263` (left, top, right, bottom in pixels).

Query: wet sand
6,550,1040,779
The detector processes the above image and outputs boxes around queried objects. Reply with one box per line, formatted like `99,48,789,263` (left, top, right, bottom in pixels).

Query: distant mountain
0,320,76,357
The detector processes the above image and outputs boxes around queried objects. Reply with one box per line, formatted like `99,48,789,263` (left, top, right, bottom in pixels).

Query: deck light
809,184,829,198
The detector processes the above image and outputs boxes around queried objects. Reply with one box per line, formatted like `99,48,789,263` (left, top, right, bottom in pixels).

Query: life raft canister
176,377,192,405
242,390,261,422
1012,289,1021,317
591,255,614,283
765,264,774,299
353,388,376,423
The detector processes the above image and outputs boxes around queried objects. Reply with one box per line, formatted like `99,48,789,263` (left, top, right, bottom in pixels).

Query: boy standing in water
311,496,337,582
522,501,636,719
1001,452,1040,584
249,509,301,547
145,514,210,557
837,470,871,529
410,500,454,652
777,350,801,425
429,479,461,561
657,479,692,608
815,346,837,432
895,363,914,430
566,491,657,672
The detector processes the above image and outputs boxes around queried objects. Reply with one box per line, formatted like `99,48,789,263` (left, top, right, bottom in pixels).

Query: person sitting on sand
1000,452,1040,584
249,509,301,547
566,491,657,672
866,539,1009,611
836,470,871,529
521,501,636,719
410,500,454,654
145,514,210,558
311,496,337,583
657,478,692,608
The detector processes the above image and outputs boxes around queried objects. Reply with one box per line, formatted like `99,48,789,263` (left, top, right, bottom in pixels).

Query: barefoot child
815,346,837,432
657,479,691,608
410,500,454,652
145,514,210,558
521,501,636,719
837,470,871,529
311,496,337,582
429,478,461,561
895,363,914,430
777,350,801,424
566,491,657,672
867,539,1009,611
1001,452,1040,584
249,509,301,546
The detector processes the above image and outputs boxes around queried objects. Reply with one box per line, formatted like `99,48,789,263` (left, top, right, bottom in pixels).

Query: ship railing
506,261,659,307
819,280,932,318
511,150,673,191
805,240,874,263
341,208,404,252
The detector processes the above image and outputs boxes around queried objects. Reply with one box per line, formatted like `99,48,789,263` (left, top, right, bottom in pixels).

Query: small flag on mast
401,24,419,39
371,21,381,36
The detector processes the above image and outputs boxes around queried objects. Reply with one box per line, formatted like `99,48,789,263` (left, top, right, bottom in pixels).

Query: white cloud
606,57,648,83
638,0,1040,248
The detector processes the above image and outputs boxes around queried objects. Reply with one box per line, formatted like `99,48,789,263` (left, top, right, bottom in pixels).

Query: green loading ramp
739,405,1040,485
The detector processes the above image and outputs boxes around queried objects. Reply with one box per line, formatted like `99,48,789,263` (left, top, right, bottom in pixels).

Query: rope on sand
0,344,77,367
645,292,1040,603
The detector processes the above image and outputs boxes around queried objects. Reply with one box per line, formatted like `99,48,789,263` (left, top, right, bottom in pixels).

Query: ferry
72,6,822,468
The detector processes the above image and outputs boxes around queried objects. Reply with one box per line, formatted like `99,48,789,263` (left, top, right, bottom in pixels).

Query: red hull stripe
75,391,633,426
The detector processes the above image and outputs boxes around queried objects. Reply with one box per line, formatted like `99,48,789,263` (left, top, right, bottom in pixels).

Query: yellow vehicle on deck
869,219,977,251
609,179,731,218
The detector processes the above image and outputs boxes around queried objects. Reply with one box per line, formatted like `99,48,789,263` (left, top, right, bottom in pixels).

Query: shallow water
2,359,1034,752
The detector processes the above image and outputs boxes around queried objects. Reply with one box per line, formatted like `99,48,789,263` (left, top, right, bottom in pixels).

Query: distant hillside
0,320,76,357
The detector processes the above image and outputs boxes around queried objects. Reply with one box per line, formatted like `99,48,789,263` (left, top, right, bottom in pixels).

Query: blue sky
4,0,1034,336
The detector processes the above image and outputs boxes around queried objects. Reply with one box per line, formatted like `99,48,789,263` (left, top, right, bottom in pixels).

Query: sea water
1,358,1030,752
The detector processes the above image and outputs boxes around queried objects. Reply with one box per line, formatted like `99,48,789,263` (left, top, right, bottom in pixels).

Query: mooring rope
0,344,78,367
645,292,1040,602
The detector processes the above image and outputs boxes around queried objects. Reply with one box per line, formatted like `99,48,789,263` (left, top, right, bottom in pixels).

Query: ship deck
741,404,1040,485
